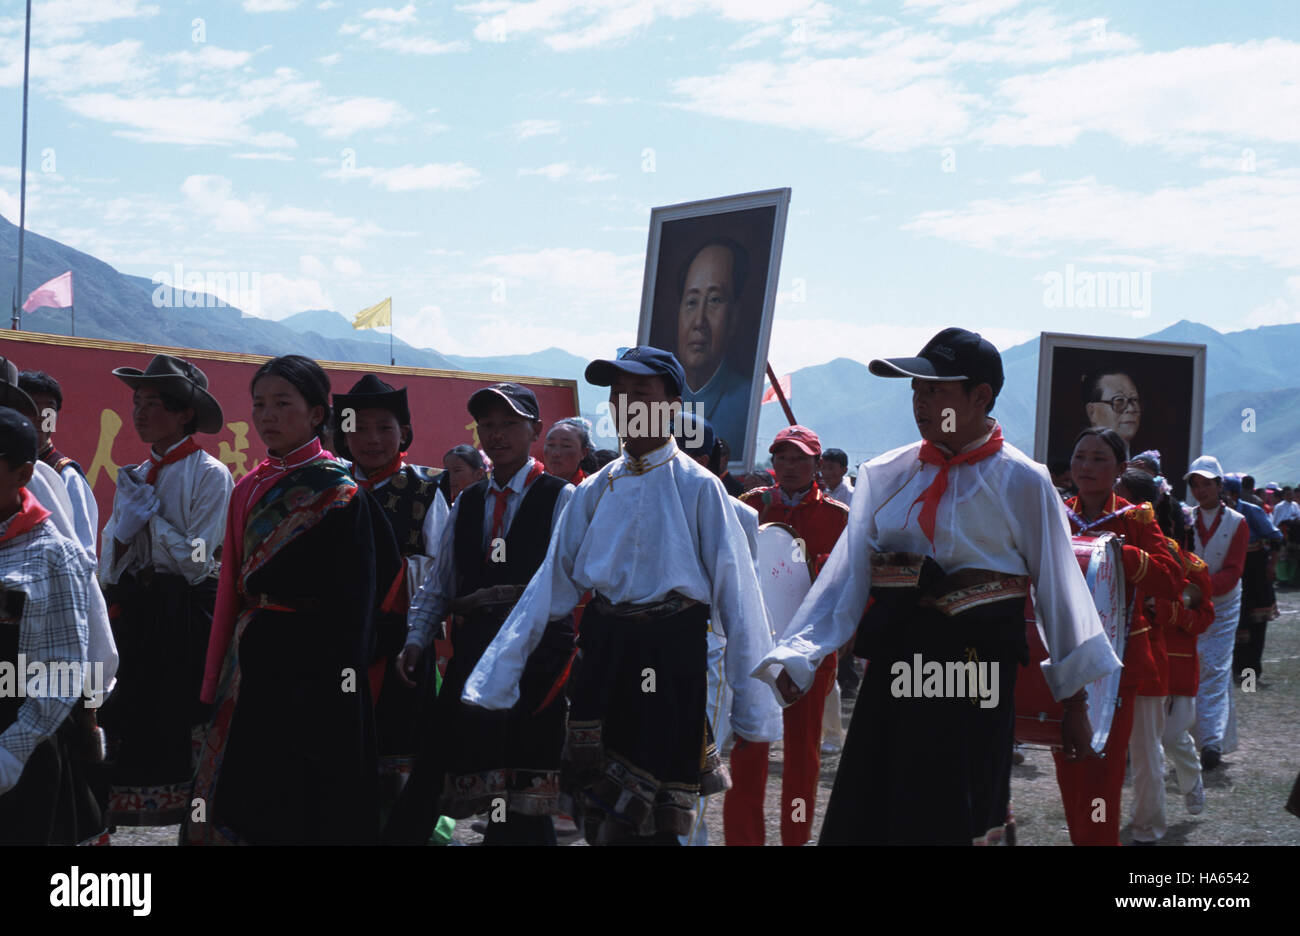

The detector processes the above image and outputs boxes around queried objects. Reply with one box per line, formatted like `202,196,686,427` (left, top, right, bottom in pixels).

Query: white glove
114,484,160,541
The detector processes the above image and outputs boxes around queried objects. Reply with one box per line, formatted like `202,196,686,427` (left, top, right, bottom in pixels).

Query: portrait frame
1035,333,1207,500
637,187,792,472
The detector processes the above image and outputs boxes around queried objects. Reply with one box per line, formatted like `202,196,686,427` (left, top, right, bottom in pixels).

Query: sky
1,0,1297,375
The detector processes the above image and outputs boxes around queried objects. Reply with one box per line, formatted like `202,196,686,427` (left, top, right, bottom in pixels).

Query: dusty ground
115,587,1299,847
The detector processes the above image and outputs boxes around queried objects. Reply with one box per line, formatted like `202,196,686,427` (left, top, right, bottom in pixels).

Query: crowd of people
0,328,1293,846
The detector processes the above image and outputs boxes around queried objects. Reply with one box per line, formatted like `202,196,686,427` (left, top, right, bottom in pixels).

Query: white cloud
297,95,410,138
244,0,301,12
0,39,155,93
300,255,329,277
673,58,978,151
982,40,1300,149
340,5,468,55
253,273,333,319
0,1,160,42
904,172,1300,269
903,0,1027,27
512,118,561,139
324,162,482,191
363,4,417,23
333,256,363,275
164,46,254,70
318,1,341,8
1240,277,1300,328
232,151,295,161
518,162,615,182
61,91,296,147
180,175,266,233
317,52,342,66
1009,169,1044,184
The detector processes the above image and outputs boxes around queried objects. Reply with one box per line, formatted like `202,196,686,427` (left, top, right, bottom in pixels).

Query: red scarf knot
146,436,202,485
908,425,1004,546
357,451,406,491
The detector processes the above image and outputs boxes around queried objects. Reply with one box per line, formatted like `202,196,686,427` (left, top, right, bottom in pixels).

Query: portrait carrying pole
765,362,796,426
13,0,33,331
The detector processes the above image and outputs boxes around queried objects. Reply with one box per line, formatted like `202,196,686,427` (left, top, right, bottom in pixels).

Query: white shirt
100,438,233,587
461,438,784,743
753,425,1122,704
406,457,573,650
1270,500,1300,525
823,478,854,508
51,459,98,556
27,461,117,700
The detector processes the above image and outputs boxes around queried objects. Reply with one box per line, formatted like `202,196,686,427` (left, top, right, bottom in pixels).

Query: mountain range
3,214,1298,480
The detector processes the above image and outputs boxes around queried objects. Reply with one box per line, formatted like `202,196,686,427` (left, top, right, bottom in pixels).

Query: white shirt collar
933,419,997,457
488,456,537,495
151,435,193,461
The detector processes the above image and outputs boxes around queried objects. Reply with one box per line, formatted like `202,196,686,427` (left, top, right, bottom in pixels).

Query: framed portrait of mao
637,188,792,472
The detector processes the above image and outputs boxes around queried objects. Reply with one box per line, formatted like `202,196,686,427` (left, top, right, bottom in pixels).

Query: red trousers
724,654,837,846
1052,685,1138,846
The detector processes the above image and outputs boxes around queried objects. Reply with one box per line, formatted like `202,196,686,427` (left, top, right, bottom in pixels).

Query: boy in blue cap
463,347,781,845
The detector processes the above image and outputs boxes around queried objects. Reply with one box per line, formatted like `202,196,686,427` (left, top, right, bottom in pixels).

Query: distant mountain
4,215,1298,478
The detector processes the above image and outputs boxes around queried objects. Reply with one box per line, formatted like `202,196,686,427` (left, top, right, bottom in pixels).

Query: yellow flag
353,297,392,330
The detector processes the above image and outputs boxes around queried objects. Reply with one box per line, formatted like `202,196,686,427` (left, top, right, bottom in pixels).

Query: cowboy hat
112,354,224,434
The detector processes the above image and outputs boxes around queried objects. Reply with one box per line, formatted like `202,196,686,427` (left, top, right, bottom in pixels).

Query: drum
1014,533,1127,754
756,522,813,642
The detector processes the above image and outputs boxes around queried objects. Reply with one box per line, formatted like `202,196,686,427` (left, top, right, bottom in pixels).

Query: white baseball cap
1184,455,1224,482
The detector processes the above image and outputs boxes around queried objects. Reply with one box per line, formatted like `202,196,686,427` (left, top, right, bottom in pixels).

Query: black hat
332,374,414,458
0,356,39,422
868,327,1004,398
112,354,224,434
468,382,541,422
333,375,412,426
584,345,686,397
0,407,37,465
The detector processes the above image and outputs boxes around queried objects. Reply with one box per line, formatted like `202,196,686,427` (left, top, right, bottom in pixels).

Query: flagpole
390,300,395,366
13,0,33,332
70,300,74,337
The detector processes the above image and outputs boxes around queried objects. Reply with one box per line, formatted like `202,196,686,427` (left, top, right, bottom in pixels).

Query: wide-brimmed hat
112,354,223,434
0,356,39,422
332,374,413,456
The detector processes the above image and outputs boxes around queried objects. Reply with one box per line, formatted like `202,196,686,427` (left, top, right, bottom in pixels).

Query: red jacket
1066,495,1183,694
1157,538,1216,697
740,483,849,582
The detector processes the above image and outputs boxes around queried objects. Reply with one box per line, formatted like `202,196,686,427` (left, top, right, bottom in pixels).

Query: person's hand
776,669,805,706
114,484,159,540
1060,692,1100,762
395,644,422,688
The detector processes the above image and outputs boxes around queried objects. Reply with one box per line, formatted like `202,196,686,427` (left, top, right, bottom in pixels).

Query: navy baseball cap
585,345,686,397
0,407,37,465
869,327,1004,398
468,382,541,422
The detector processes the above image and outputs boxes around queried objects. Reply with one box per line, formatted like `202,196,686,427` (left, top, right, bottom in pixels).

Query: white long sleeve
462,440,783,742
753,434,1121,703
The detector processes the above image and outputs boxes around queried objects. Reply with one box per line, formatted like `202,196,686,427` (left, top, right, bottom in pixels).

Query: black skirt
1240,548,1275,619
564,601,710,843
822,592,1025,846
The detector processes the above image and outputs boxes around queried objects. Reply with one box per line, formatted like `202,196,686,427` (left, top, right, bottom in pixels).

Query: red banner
0,331,580,543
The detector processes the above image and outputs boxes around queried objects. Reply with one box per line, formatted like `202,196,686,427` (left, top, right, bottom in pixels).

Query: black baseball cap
868,327,1004,398
585,346,686,397
468,382,541,422
0,407,37,465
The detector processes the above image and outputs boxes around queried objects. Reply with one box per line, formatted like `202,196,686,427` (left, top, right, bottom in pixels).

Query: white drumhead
756,522,813,641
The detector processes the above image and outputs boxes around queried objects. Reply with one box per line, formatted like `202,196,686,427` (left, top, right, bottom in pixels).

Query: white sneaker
1185,777,1205,815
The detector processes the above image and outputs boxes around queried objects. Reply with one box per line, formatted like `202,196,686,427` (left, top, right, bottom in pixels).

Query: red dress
1158,538,1215,697
1055,494,1182,846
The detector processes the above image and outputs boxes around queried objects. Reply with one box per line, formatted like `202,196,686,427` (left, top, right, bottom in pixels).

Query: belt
588,590,702,624
871,551,1029,617
448,584,526,616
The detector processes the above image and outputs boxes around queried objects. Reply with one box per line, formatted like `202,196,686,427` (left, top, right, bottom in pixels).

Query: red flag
762,372,792,404
22,271,73,312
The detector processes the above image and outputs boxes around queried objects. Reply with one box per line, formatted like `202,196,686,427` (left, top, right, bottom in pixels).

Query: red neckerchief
570,468,586,485
1195,505,1224,547
146,436,202,484
908,424,1004,546
487,460,546,547
0,487,51,544
357,451,406,491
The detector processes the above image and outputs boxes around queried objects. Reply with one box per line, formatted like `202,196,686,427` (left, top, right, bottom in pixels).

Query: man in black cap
97,354,233,827
386,382,574,845
752,327,1121,844
332,374,443,825
461,347,782,845
0,408,98,843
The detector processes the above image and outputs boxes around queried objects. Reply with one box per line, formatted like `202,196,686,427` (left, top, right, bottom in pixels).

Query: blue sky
1,0,1297,375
